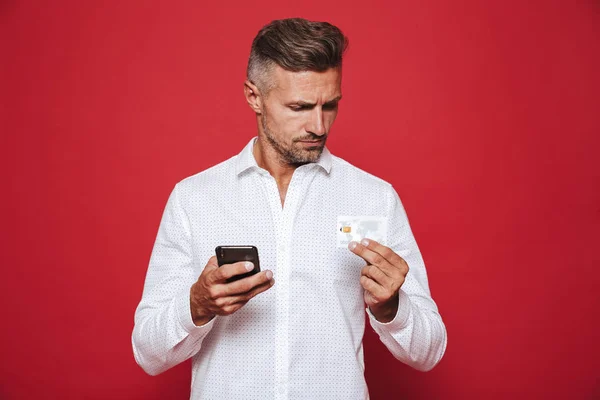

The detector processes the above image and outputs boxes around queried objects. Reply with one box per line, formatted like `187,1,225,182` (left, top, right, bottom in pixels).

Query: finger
363,290,379,308
360,239,408,273
220,270,273,296
349,241,398,279
360,239,405,266
206,256,219,268
230,277,275,304
203,256,219,272
212,278,275,313
199,256,219,279
359,275,386,303
361,264,391,287
210,261,255,284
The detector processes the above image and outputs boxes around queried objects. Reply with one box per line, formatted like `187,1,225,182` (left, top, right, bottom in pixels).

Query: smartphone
215,245,261,282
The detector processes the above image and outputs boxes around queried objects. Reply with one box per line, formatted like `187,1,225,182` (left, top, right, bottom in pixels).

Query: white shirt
132,137,447,400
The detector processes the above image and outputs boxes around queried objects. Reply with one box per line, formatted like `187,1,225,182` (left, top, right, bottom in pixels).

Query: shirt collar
235,137,332,176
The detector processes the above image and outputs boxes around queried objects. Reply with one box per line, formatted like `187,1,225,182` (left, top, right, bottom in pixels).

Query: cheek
272,113,306,133
325,111,338,128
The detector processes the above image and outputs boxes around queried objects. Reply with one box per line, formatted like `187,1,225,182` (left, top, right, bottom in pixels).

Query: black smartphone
215,245,261,282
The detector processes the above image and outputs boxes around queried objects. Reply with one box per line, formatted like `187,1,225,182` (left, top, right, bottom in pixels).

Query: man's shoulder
174,155,238,193
330,153,393,190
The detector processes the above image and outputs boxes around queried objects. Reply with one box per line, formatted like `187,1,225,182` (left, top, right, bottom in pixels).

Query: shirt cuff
366,289,412,332
175,289,216,334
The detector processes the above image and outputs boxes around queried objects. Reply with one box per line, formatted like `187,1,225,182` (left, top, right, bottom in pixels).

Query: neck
253,136,303,207
252,136,297,184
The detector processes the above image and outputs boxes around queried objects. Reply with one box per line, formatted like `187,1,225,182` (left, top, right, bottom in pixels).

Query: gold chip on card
342,226,352,233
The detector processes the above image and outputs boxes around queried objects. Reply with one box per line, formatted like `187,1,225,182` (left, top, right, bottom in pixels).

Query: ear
244,80,263,114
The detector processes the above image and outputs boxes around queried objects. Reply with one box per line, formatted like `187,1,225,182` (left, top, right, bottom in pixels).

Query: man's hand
190,256,275,326
348,239,409,323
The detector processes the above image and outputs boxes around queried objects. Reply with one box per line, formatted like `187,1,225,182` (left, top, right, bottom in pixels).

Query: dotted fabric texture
132,138,447,400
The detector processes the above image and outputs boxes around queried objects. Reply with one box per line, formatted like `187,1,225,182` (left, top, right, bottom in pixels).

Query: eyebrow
288,95,343,107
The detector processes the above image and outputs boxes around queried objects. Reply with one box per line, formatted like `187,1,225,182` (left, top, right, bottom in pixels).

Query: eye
290,105,310,112
323,103,338,111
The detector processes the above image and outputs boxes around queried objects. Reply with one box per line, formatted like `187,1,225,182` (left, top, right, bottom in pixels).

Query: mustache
294,134,328,142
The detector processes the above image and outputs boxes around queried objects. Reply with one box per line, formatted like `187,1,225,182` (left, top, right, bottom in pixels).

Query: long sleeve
366,186,447,372
132,184,215,376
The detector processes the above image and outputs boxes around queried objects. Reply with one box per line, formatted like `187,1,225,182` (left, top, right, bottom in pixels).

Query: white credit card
336,216,387,248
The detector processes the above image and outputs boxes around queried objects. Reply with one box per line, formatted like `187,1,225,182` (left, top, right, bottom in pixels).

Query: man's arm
350,186,447,372
132,184,275,376
131,184,214,376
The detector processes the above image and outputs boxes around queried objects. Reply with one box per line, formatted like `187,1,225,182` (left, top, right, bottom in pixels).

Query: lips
297,138,324,143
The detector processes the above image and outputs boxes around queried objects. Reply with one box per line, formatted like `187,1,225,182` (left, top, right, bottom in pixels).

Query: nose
306,107,326,137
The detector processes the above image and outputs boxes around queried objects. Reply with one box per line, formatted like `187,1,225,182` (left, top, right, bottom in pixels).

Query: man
133,18,447,400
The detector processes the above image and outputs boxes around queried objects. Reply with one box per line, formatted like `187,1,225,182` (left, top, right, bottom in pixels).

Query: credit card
336,216,387,248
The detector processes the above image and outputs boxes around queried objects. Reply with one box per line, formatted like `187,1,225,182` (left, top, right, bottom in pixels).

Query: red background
2,1,599,399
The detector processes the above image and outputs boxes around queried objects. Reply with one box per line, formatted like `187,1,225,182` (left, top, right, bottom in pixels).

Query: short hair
247,18,349,94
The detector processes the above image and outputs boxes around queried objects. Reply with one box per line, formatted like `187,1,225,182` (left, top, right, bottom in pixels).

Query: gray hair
247,18,349,94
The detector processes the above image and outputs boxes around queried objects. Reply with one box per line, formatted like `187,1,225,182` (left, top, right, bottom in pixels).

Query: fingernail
245,262,254,271
266,270,273,279
361,239,370,246
348,241,357,250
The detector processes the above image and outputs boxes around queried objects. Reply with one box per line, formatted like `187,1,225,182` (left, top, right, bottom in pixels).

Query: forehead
269,66,342,101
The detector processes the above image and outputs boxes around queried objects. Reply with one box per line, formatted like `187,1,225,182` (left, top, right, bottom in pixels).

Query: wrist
190,283,215,326
369,294,399,323
192,314,214,327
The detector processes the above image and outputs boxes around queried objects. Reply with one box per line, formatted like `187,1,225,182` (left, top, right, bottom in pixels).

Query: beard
261,112,327,166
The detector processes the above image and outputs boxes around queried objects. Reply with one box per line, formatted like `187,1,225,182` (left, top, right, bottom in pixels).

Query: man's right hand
189,256,274,326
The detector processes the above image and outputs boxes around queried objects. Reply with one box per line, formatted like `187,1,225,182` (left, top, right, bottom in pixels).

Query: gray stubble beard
260,111,326,166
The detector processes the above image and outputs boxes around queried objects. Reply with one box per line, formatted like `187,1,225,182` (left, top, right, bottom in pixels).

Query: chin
297,147,324,163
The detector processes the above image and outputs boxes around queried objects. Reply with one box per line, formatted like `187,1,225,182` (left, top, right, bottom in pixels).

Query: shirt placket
258,166,309,400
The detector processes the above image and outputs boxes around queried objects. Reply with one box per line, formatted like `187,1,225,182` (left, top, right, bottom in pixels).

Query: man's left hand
348,239,409,323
